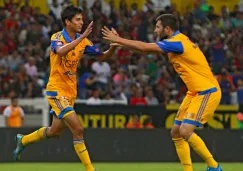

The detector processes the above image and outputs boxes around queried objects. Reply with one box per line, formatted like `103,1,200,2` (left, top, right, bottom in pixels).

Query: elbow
56,51,64,57
56,49,66,57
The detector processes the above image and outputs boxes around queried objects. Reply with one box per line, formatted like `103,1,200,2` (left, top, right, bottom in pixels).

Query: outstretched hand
102,26,120,42
81,21,93,38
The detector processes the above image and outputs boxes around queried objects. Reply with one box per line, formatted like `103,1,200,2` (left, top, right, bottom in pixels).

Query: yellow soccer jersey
46,29,102,99
156,31,220,94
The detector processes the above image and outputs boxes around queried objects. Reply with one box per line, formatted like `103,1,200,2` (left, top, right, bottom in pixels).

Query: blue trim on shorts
58,107,74,119
174,120,182,125
46,91,58,96
198,87,217,95
50,110,55,115
183,119,203,127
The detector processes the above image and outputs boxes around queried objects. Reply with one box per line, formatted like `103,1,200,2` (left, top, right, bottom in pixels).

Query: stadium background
0,0,243,170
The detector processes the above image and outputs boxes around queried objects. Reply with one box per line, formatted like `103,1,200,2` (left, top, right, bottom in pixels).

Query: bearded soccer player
13,5,116,171
102,14,222,171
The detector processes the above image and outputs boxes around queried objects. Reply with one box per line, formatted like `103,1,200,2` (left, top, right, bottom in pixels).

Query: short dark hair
156,14,179,31
61,4,82,26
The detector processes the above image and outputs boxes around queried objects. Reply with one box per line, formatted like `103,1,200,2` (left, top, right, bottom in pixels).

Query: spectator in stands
230,4,239,18
91,58,111,92
8,50,22,71
143,116,154,129
145,88,159,105
237,79,243,104
130,88,147,105
113,68,130,94
3,96,25,128
113,85,128,103
219,73,233,104
86,89,101,105
49,0,63,24
126,114,143,129
24,57,38,78
0,0,242,105
102,92,115,105
78,71,97,99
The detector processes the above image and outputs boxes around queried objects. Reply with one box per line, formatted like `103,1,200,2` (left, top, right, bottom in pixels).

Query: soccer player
102,14,222,171
13,5,116,171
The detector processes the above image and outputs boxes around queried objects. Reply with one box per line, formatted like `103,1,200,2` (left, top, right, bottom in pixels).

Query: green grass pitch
0,163,243,171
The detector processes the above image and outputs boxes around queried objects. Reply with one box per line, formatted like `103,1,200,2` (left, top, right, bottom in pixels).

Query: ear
165,26,170,32
65,19,71,26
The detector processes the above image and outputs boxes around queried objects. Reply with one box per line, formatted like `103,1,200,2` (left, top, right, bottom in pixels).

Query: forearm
116,37,147,52
98,46,116,61
56,36,85,56
119,44,147,54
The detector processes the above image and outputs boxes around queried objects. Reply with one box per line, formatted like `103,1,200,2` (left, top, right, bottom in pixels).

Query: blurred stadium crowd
0,0,243,106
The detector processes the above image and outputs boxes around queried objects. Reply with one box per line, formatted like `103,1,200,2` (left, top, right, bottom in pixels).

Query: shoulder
51,31,63,41
166,34,184,42
83,38,94,46
3,106,11,111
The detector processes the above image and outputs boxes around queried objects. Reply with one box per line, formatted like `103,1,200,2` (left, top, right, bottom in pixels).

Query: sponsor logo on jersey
64,70,75,76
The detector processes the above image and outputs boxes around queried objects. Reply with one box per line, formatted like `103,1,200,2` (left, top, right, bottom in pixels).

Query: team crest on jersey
54,32,62,40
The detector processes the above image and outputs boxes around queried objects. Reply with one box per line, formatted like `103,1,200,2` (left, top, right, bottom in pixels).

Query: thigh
47,96,75,119
63,112,83,133
50,115,67,134
185,90,221,127
174,92,194,125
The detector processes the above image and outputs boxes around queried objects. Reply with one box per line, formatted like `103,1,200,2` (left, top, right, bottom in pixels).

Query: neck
168,31,175,38
65,27,76,40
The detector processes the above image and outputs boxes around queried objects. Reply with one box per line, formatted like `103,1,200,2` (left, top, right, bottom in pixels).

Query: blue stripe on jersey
46,91,58,96
58,107,74,119
183,119,203,127
156,40,184,54
84,45,102,56
198,87,217,95
51,41,64,53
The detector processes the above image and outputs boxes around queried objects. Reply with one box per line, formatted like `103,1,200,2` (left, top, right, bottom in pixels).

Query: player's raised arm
97,44,116,62
82,27,117,62
53,21,93,57
102,26,163,53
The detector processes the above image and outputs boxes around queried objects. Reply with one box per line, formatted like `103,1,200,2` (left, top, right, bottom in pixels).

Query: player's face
154,20,168,40
69,13,83,33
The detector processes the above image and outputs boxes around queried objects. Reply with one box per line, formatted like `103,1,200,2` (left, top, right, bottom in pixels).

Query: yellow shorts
46,91,75,119
174,87,221,127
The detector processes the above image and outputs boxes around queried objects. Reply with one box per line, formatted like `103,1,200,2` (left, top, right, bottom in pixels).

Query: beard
159,28,168,41
159,35,168,41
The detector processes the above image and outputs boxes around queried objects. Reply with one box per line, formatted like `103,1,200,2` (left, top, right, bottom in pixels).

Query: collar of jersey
62,29,81,43
172,30,180,37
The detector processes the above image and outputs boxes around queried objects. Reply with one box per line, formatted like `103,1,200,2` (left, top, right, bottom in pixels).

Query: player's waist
198,87,218,95
45,90,76,99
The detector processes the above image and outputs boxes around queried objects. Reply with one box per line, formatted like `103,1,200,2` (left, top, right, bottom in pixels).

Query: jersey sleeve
156,39,184,54
20,108,25,117
84,38,102,56
3,106,11,117
50,33,64,53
